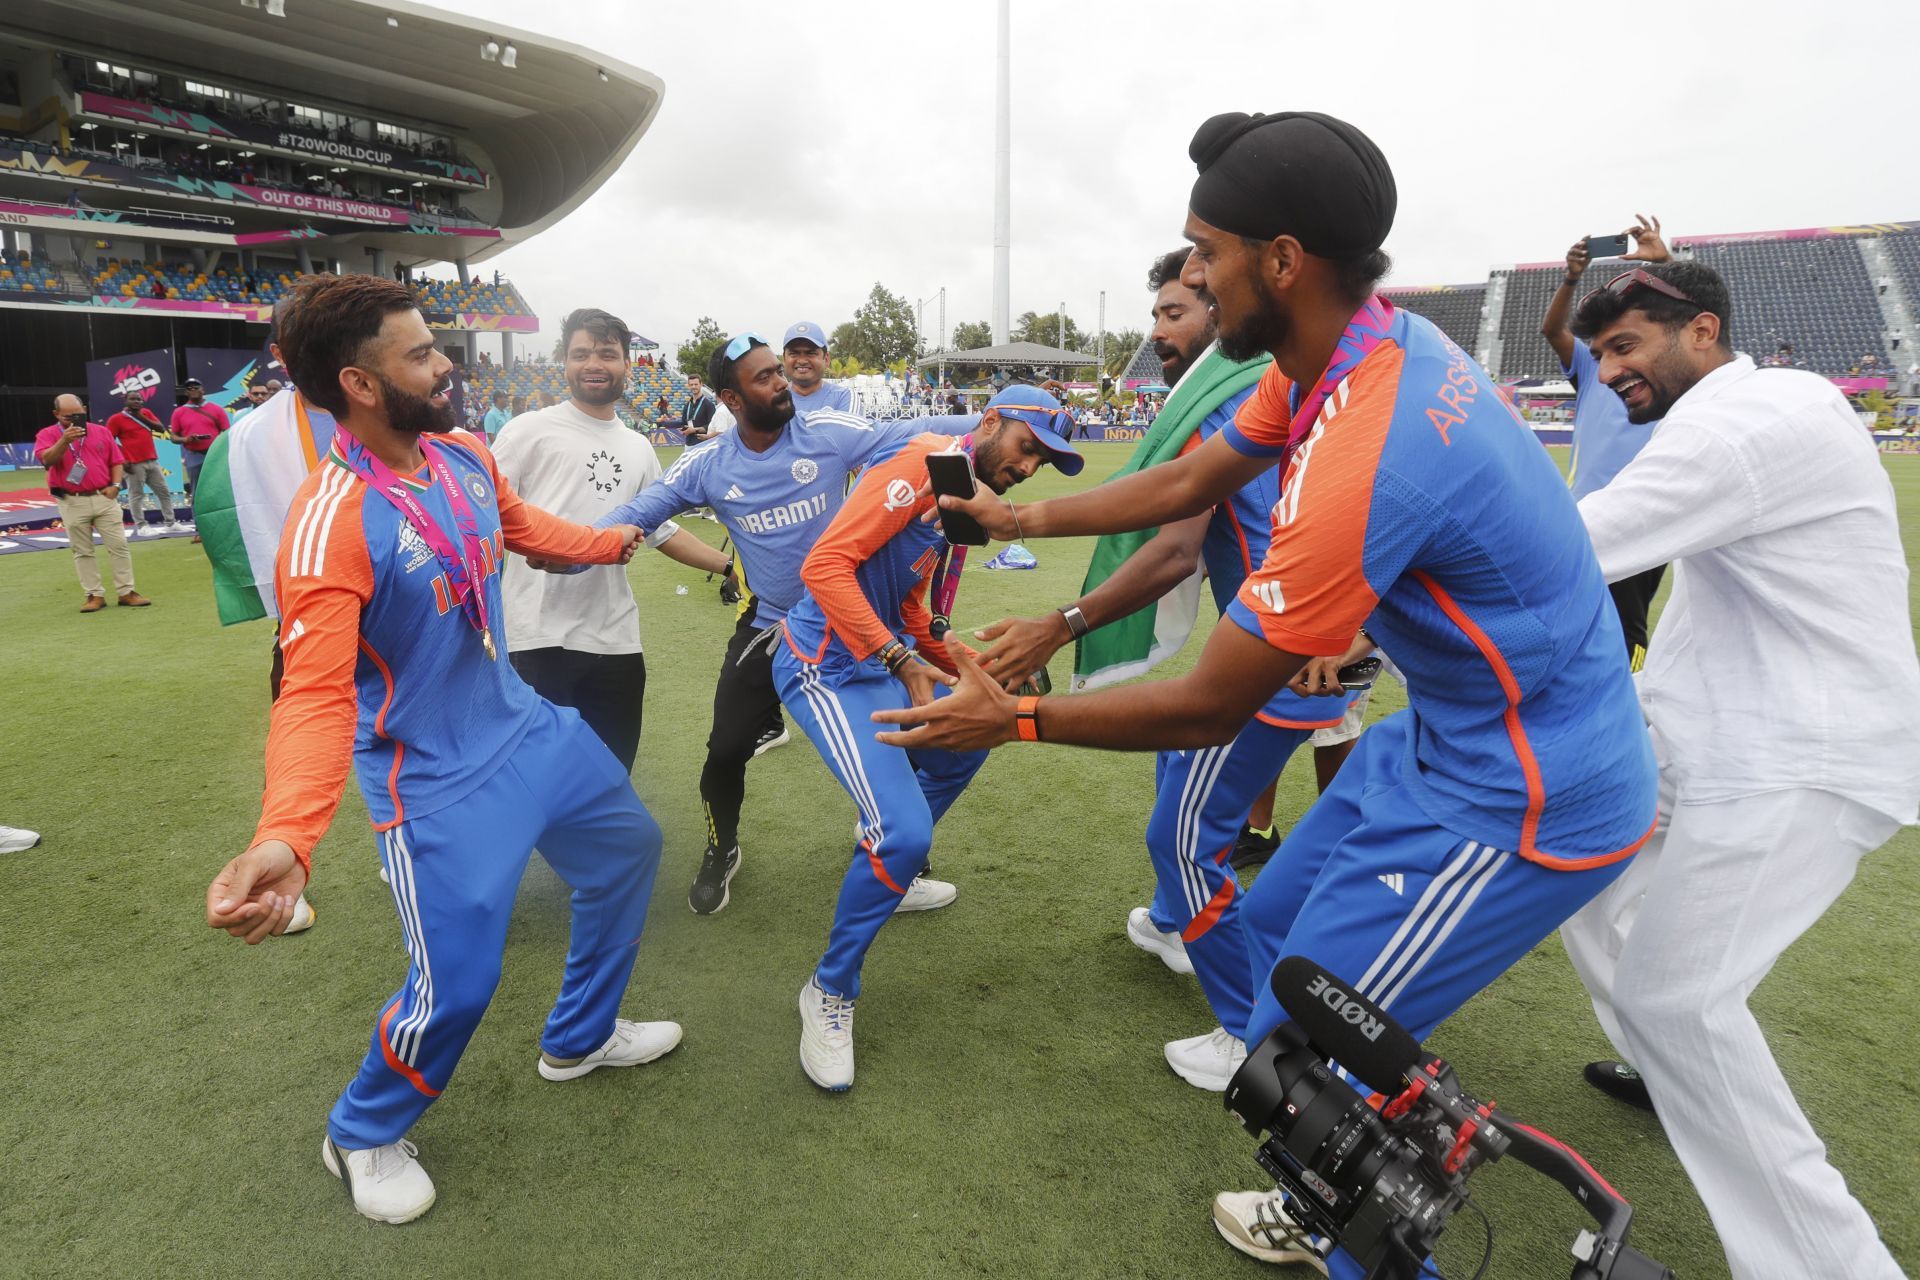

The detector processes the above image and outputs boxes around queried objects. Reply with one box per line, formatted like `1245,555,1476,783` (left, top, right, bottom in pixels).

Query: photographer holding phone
773,386,1081,1092
1541,214,1670,674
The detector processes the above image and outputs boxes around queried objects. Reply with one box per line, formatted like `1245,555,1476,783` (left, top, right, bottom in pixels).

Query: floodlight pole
1097,290,1106,384
992,0,1011,345
938,286,947,389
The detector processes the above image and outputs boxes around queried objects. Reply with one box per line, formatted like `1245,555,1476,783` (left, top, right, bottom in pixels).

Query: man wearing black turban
876,113,1659,1279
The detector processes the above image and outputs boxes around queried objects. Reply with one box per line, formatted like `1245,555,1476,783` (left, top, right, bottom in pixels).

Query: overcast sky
436,0,1920,355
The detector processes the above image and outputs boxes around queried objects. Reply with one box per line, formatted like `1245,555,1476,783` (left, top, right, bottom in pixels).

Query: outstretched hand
206,839,308,944
896,654,957,708
1621,213,1670,264
916,480,1022,542
975,613,1070,691
873,645,1018,751
612,524,644,564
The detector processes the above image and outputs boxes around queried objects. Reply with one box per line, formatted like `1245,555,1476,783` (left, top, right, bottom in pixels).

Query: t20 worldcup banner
84,345,188,492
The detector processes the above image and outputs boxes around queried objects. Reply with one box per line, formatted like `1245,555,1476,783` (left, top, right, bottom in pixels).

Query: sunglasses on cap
1602,268,1701,309
722,331,767,362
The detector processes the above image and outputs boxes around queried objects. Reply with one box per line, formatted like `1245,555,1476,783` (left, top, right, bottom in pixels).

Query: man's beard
739,389,795,433
380,373,456,435
568,369,626,407
1215,284,1289,363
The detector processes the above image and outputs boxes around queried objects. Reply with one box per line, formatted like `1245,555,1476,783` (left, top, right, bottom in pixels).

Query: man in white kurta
493,308,736,770
1564,261,1920,1280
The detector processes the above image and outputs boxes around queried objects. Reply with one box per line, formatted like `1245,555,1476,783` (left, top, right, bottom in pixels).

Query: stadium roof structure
917,340,1101,368
1,0,663,261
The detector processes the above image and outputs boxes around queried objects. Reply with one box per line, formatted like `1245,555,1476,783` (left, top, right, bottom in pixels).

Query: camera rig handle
1492,1111,1673,1280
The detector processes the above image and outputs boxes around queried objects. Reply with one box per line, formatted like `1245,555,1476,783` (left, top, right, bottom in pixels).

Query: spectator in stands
1540,213,1671,678
1564,258,1918,1280
482,390,512,438
680,373,720,443
493,307,737,769
781,321,853,414
652,394,672,423
107,390,176,535
537,390,560,409
37,393,151,612
167,377,231,522
512,393,531,417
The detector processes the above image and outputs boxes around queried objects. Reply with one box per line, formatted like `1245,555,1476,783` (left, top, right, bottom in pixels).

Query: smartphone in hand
1586,233,1631,259
925,451,989,546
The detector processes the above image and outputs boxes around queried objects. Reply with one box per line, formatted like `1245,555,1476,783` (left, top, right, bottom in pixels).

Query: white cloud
440,0,1920,354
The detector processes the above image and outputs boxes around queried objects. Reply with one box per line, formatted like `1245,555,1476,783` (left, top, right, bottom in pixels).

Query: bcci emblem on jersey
465,472,491,505
397,520,435,574
791,458,818,485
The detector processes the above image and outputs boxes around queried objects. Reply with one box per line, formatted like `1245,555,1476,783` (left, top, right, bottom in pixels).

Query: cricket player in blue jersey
776,385,1084,1091
592,334,961,915
875,112,1656,1277
781,320,854,415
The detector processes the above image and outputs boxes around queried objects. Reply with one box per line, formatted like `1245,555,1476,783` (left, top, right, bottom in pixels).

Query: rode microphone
1271,955,1423,1096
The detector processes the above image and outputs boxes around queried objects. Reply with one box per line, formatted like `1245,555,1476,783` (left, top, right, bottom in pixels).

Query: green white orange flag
196,391,336,625
1070,347,1270,691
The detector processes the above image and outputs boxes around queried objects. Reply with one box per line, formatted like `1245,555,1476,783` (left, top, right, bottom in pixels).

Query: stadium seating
78,259,532,317
1495,235,1899,380
464,359,688,427
0,249,67,294
1384,285,1484,352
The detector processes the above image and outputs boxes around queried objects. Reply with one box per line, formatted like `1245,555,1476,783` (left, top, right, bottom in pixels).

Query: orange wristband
1014,695,1041,742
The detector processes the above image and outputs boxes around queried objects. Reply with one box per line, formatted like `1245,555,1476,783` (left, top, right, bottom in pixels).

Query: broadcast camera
1224,956,1674,1280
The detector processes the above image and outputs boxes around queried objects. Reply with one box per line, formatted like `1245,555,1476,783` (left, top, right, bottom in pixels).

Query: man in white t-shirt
494,308,738,769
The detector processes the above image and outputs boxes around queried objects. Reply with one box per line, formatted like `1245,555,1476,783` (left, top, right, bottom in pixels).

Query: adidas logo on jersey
396,520,434,573
724,484,745,501
1377,873,1405,895
1248,579,1285,613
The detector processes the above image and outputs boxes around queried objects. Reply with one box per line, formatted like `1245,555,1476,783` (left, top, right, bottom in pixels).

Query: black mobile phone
1336,655,1382,690
925,451,989,546
1586,233,1631,259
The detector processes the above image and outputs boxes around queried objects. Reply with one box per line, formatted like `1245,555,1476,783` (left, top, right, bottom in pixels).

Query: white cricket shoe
1165,1026,1247,1092
538,1018,683,1081
0,826,42,854
894,875,957,913
798,977,855,1091
322,1135,436,1225
751,725,790,758
1127,907,1194,975
1211,1189,1330,1272
284,894,316,934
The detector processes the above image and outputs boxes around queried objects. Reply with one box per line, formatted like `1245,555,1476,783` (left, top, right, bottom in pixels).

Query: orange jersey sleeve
1228,363,1302,455
800,435,947,662
459,433,626,564
1234,345,1405,656
251,465,374,871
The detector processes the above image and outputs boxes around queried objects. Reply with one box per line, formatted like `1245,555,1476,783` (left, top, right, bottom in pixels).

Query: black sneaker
688,844,741,915
752,724,791,758
1583,1059,1654,1111
1228,823,1280,872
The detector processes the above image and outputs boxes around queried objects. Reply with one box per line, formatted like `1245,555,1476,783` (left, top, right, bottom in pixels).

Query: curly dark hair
1148,247,1191,291
1572,261,1732,351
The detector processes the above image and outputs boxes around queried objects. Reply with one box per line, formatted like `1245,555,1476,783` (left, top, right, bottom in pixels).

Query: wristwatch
1058,605,1090,639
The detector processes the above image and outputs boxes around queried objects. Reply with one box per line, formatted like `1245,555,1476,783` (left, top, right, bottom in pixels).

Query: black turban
1188,111,1396,258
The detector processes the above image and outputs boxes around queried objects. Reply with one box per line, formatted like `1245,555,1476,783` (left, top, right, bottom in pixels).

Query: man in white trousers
1564,259,1920,1280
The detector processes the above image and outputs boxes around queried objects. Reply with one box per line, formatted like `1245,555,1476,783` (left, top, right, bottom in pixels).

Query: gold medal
483,630,498,661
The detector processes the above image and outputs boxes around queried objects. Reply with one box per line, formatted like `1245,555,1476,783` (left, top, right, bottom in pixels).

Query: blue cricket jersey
1564,341,1659,500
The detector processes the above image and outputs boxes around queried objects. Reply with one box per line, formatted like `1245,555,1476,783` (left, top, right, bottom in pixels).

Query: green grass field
1,446,1915,1279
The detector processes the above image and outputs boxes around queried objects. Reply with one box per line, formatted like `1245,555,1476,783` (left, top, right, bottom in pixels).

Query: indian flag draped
196,391,337,625
1070,347,1271,691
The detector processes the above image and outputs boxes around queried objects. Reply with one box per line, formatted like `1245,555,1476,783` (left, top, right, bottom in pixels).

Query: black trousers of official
700,611,786,852
510,647,648,772
1608,563,1668,673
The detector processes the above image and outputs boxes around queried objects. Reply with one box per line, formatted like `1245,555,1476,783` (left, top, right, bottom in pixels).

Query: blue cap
782,320,829,351
985,384,1083,476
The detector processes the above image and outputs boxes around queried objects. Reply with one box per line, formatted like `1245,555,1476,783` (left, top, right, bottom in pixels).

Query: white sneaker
751,725,791,758
1211,1189,1330,1272
322,1135,436,1224
0,826,41,854
1165,1026,1247,1092
538,1017,683,1081
1127,906,1193,975
894,875,957,913
171,519,194,531
798,977,855,1091
284,894,316,934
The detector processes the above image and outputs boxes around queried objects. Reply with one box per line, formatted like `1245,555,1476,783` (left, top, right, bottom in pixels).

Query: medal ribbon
333,430,494,651
1284,294,1397,453
928,434,973,638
